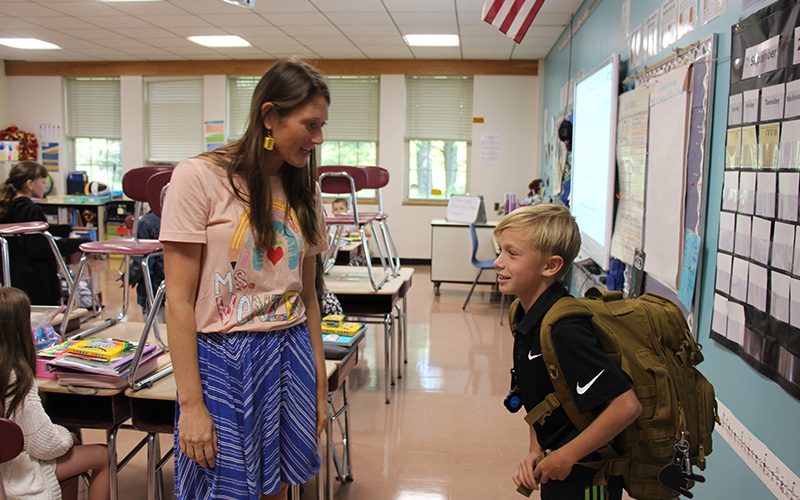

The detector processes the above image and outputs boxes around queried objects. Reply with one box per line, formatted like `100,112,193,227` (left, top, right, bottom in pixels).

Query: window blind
228,76,259,141
65,77,121,139
405,76,473,141
324,76,379,142
146,78,203,162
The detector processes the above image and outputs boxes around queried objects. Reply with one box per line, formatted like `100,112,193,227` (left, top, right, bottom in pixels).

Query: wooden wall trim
5,59,538,77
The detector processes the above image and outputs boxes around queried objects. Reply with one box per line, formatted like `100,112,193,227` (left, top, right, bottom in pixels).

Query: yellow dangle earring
263,129,275,151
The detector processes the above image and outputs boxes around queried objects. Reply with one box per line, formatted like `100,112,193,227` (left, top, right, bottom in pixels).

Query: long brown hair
0,161,48,218
0,287,37,418
200,57,329,251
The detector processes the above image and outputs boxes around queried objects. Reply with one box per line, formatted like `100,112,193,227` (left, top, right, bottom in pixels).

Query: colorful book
322,328,365,348
49,343,161,377
66,339,129,360
37,340,81,359
321,315,365,336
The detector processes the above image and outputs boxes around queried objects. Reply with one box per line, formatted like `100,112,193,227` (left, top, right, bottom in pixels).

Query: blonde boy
494,204,641,500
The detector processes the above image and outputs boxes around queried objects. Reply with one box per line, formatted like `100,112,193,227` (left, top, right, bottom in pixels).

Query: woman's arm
300,254,329,436
163,241,218,469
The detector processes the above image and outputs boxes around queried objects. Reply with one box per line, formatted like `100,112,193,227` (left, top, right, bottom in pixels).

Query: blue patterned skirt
174,324,321,499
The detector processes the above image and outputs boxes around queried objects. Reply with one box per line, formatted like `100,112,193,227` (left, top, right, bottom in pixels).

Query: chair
361,167,401,275
318,166,391,291
0,221,75,294
462,223,497,311
60,165,174,340
0,417,24,500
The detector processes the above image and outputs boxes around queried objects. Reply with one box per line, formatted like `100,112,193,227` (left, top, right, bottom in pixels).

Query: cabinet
430,219,498,294
36,195,112,241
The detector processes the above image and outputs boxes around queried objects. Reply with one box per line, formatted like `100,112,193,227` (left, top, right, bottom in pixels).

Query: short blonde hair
494,204,581,279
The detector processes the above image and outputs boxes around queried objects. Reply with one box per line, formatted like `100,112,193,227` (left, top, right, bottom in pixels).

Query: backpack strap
508,298,521,336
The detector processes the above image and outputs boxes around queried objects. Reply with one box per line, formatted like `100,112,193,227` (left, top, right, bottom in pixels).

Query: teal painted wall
542,1,800,498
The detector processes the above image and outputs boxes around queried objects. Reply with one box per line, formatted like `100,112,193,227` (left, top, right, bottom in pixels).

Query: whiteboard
446,195,487,223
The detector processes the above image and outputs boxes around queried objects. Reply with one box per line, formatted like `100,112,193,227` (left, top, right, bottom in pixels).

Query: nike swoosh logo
528,351,542,360
576,369,605,395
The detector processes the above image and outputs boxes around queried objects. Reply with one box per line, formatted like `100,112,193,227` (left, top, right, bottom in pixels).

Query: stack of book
40,338,163,389
321,315,365,359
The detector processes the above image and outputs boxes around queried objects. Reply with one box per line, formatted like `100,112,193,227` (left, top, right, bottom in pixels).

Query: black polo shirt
512,282,631,454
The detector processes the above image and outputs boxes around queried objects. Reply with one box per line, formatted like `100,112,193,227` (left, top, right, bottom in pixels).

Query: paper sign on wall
446,195,487,224
743,34,780,79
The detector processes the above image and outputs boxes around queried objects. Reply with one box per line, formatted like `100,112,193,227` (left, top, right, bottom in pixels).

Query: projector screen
570,54,619,271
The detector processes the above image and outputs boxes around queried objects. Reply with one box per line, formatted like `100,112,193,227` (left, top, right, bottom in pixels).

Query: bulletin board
711,0,800,400
613,36,717,322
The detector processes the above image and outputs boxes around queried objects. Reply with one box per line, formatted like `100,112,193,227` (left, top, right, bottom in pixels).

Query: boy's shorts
540,466,624,500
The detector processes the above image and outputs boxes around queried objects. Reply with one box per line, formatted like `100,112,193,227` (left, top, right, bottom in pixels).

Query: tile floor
73,261,557,499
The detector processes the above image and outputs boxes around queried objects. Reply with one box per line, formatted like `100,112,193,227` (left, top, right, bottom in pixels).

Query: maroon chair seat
0,221,49,236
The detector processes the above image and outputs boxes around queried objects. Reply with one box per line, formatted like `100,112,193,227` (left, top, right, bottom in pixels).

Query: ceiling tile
81,16,156,29
54,27,130,39
108,27,176,38
251,0,318,14
396,25,458,34
324,11,393,26
260,12,332,26
43,2,123,17
383,0,453,12
137,15,217,28
196,13,271,26
108,3,192,16
167,0,255,15
218,25,285,37
338,25,401,36
309,0,386,13
0,2,63,17
392,12,457,26
347,35,405,47
27,16,98,30
279,24,341,37
168,27,231,37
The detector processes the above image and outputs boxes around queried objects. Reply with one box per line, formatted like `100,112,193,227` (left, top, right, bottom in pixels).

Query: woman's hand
178,402,218,468
316,393,329,436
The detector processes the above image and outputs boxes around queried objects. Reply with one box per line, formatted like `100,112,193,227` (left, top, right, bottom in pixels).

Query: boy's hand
533,448,575,484
513,451,542,492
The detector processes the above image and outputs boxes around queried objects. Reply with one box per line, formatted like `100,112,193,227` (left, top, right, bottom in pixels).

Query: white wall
5,76,68,192
4,71,541,259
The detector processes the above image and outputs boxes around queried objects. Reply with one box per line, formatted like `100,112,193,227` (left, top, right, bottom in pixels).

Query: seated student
519,178,544,206
315,254,343,317
493,204,641,500
128,211,164,320
0,161,85,305
0,287,110,500
331,197,371,238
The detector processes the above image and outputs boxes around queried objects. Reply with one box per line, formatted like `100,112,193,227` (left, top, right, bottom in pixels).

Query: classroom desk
124,346,359,500
35,195,111,241
38,321,168,500
324,266,414,404
31,305,92,333
334,240,362,265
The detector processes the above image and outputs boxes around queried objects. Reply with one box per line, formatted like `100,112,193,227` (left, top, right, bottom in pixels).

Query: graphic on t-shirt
213,200,306,327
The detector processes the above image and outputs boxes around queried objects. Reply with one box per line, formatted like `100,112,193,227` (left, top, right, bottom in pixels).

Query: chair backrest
122,165,175,203
318,166,368,194
146,171,173,218
362,166,390,189
469,223,481,267
0,418,23,464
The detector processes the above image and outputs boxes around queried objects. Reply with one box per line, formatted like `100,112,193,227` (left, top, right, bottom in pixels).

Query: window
145,78,203,163
405,76,473,201
320,76,380,199
65,78,122,191
228,76,260,141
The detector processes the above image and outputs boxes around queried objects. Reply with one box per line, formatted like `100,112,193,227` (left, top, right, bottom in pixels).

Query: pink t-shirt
159,157,326,334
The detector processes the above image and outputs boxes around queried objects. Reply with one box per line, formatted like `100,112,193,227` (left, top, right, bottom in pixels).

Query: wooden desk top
324,266,414,296
31,306,90,327
38,321,169,396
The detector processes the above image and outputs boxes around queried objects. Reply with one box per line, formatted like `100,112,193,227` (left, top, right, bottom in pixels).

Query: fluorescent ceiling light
188,35,251,48
403,34,459,47
0,38,60,50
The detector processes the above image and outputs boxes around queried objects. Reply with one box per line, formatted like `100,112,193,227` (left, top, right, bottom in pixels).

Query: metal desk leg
384,313,393,403
146,433,157,500
326,418,334,500
403,294,408,365
341,380,353,480
395,302,404,380
107,426,119,500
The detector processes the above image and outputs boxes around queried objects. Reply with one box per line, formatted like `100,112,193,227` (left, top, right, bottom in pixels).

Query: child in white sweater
0,287,110,500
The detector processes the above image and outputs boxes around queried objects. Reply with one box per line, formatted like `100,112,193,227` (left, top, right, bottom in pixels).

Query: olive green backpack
509,287,718,500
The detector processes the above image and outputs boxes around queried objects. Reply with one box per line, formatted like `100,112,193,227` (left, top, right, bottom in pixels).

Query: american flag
481,0,545,44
